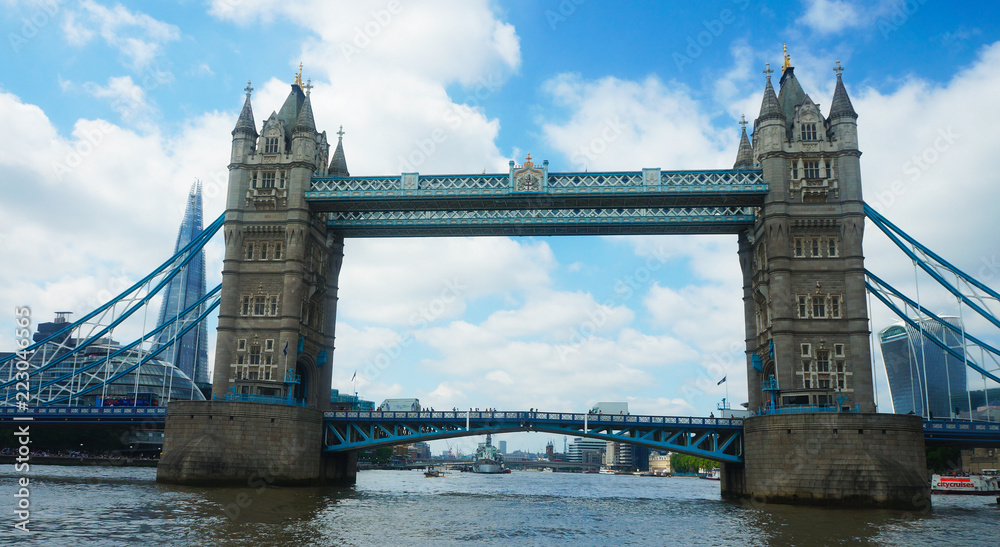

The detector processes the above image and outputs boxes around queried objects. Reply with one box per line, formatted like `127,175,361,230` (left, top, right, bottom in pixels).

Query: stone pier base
156,401,356,486
722,413,929,509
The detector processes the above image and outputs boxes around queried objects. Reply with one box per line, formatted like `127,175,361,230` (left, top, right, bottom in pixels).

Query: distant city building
879,317,968,418
605,441,633,470
648,452,672,475
566,437,605,463
498,440,507,454
154,181,210,390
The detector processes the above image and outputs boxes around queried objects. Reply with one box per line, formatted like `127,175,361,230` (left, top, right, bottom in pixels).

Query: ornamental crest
510,153,547,192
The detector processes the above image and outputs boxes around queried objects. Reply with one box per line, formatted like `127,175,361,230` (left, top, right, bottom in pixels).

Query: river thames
2,465,996,545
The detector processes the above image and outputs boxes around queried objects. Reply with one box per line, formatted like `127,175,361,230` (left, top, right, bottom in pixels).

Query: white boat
931,470,1000,494
702,468,721,480
472,434,505,474
598,466,616,475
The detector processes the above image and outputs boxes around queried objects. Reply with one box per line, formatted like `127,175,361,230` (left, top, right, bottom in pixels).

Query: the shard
155,181,210,390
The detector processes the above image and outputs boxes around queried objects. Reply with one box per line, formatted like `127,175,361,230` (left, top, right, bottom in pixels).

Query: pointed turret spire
829,60,858,120
233,80,258,137
757,63,784,124
294,92,316,133
734,115,754,169
328,125,349,177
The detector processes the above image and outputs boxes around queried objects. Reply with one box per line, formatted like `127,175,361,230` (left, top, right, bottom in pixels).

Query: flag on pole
717,376,727,385
283,341,288,356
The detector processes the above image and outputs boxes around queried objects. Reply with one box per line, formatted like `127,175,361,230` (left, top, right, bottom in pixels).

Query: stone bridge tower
739,55,874,414
211,70,346,410
724,53,928,509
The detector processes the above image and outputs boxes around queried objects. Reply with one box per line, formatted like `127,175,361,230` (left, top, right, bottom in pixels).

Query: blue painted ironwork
866,272,1000,385
322,410,746,463
0,405,166,424
0,213,225,405
866,204,1000,331
307,169,765,236
924,419,1000,447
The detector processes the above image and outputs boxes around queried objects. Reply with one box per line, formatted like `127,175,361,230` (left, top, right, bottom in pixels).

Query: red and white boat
931,470,1000,494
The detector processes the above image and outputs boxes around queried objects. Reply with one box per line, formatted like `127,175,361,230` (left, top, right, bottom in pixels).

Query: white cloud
540,73,732,171
63,0,180,70
796,0,861,34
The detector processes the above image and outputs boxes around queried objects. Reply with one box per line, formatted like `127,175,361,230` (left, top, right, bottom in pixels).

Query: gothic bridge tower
739,54,873,413
212,68,347,410
724,51,928,509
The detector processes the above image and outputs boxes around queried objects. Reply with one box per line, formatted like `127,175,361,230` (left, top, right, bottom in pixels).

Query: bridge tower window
830,295,841,318
803,160,820,179
261,171,276,188
827,237,839,257
798,296,809,318
249,346,261,365
810,238,821,257
816,350,830,372
259,243,269,260
273,242,283,260
801,123,818,141
794,237,804,257
264,137,279,154
245,243,254,260
812,296,826,318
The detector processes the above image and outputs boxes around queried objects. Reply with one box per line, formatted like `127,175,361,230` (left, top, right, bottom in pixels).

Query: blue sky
2,0,1000,453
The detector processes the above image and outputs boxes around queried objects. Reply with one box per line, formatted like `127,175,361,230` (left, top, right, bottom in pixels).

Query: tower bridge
6,58,1000,509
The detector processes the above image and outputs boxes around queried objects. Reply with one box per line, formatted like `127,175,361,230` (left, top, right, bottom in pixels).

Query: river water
1,466,996,546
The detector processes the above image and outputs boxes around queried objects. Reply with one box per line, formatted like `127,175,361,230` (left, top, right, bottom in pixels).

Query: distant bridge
4,407,1000,454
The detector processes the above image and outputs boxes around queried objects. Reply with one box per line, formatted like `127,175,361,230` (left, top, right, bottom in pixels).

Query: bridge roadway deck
306,169,766,237
3,408,998,451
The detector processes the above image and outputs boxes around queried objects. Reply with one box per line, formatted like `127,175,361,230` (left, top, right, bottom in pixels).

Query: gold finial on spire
294,62,304,87
782,44,791,72
524,153,533,167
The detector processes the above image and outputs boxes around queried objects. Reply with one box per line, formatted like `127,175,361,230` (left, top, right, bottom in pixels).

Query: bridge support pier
722,413,929,509
157,401,355,486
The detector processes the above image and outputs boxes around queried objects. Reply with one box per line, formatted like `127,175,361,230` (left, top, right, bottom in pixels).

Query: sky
2,0,1000,454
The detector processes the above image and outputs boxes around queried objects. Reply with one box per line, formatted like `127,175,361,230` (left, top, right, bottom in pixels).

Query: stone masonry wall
724,413,929,509
157,400,323,486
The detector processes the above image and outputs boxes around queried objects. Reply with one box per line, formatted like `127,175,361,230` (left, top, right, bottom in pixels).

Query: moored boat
931,470,1000,494
701,468,721,480
472,434,506,474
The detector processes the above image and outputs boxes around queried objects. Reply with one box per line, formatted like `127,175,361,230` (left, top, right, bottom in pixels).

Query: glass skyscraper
879,316,968,418
154,181,209,389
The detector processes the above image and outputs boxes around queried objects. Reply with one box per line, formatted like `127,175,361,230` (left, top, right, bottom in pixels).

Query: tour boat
931,470,1000,494
701,468,721,480
472,434,505,474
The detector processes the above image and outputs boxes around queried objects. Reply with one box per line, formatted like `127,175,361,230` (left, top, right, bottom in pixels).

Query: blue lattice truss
307,169,765,236
0,214,224,407
322,410,746,463
864,203,1000,385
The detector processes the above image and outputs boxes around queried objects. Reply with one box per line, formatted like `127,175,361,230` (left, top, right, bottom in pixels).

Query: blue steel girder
307,169,765,237
322,410,745,463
